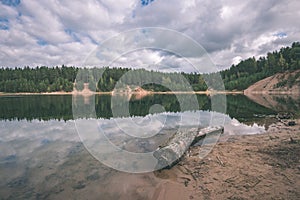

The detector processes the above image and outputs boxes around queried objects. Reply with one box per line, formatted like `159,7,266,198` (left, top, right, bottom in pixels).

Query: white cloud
0,0,299,71
232,56,243,66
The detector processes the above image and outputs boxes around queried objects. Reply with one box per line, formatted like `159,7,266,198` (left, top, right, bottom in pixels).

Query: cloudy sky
0,0,300,72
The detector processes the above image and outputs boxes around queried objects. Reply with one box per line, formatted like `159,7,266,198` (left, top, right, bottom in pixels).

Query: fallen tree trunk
153,126,224,169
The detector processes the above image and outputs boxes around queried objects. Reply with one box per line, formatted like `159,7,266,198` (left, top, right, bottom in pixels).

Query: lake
0,94,277,122
0,94,296,199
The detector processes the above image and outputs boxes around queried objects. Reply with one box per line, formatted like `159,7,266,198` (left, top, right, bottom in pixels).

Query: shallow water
0,113,266,199
0,120,158,199
0,94,289,199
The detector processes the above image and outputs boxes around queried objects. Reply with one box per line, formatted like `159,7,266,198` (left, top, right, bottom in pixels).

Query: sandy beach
152,118,300,199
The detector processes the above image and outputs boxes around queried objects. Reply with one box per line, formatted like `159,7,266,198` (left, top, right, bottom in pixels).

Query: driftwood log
153,126,224,169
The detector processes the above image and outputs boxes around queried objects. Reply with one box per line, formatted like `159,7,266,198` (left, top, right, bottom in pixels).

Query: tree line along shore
0,42,299,94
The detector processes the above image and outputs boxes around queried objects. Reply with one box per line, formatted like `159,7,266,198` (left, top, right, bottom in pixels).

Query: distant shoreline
2,90,300,97
245,91,300,95
0,90,244,96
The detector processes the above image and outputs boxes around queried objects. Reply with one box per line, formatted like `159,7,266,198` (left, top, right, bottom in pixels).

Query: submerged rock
288,121,296,126
277,112,293,120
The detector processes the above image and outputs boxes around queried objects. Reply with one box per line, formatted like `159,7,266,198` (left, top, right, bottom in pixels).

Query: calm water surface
0,94,295,199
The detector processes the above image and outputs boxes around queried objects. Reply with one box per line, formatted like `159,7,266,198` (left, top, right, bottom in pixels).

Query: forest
0,42,299,93
220,42,300,90
0,65,78,93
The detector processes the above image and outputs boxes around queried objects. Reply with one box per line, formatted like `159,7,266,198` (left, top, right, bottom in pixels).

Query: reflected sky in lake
0,110,266,198
0,94,292,199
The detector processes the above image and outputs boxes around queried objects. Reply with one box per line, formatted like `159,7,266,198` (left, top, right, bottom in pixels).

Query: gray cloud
0,0,299,71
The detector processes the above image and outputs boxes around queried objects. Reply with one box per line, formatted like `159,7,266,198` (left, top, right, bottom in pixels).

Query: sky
0,0,300,72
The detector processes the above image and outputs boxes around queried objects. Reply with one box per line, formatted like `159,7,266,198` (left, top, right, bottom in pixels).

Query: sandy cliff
244,69,300,94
